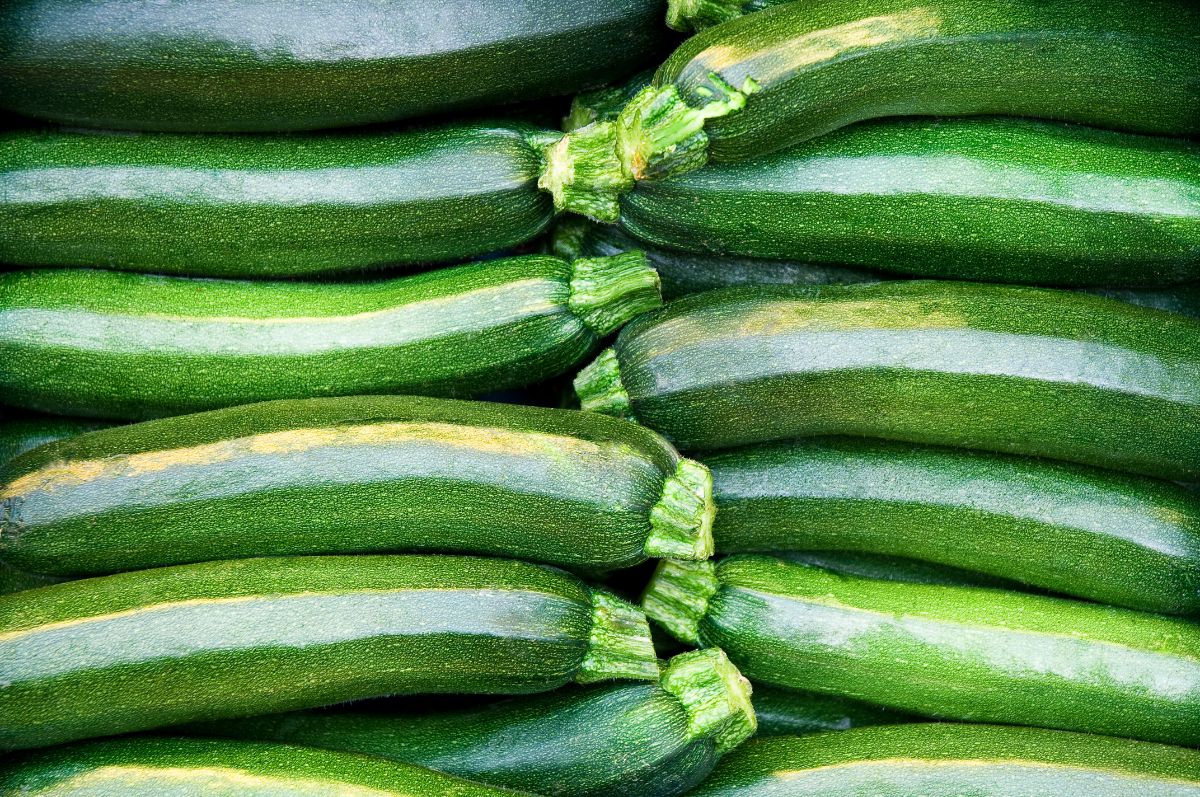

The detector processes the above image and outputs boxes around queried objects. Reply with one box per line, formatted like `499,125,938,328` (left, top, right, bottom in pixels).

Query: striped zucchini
0,0,667,132
574,281,1200,481
751,687,913,737
0,737,536,797
690,724,1200,797
705,437,1200,614
644,555,1200,746
188,649,756,797
0,123,555,277
0,396,714,576
0,554,658,751
617,118,1200,286
0,252,660,420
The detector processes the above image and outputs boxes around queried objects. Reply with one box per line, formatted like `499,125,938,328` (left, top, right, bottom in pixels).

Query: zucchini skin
0,124,552,277
1088,284,1200,321
690,724,1200,797
187,649,757,797
658,0,1200,161
619,118,1200,286
577,281,1200,481
751,687,913,736
0,737,534,797
0,414,112,465
0,553,656,751
0,0,668,133
705,437,1200,615
0,395,713,576
0,253,660,419
646,555,1200,746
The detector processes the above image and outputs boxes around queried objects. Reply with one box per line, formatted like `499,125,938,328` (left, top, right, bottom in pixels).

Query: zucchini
0,0,668,133
690,724,1200,797
644,555,1200,746
574,281,1200,481
0,553,658,751
0,414,112,465
551,220,880,300
617,118,1200,286
751,687,913,737
0,737,535,797
0,252,660,420
0,123,555,277
705,437,1200,615
188,648,756,797
0,395,714,576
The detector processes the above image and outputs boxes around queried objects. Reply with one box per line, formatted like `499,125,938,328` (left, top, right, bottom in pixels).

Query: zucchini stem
666,0,752,32
642,559,719,645
577,589,660,684
539,122,632,223
574,348,633,420
661,649,757,754
568,252,662,337
645,459,715,561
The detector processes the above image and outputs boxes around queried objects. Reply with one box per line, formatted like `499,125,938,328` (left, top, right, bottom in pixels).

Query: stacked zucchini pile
1,1,1198,795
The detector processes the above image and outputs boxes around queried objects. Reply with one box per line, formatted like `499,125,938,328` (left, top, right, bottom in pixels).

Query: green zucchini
665,0,789,32
644,555,1200,746
705,437,1200,615
551,220,881,300
0,0,668,133
690,724,1200,797
575,281,1200,481
188,649,756,797
0,737,536,797
750,687,913,737
0,414,113,465
0,252,660,420
0,123,554,277
617,118,1200,286
0,553,658,751
0,395,714,576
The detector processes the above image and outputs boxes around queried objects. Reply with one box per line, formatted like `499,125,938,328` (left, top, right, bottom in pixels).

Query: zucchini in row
0,252,660,420
189,649,756,797
644,555,1200,746
0,396,715,576
575,281,1200,482
0,554,658,751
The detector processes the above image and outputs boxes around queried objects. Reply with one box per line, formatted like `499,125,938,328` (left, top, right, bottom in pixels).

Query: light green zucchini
0,395,714,576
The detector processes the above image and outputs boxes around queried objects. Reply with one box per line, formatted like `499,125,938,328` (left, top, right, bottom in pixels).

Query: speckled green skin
0,254,654,419
751,687,913,737
0,124,552,276
0,553,647,750
0,415,112,465
0,395,691,576
189,685,716,797
657,0,1200,161
691,724,1200,797
683,556,1200,745
0,737,534,797
0,0,667,132
590,281,1200,480
705,437,1200,614
619,118,1200,286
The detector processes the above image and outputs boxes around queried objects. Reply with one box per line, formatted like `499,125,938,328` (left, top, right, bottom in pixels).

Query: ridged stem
642,559,719,646
565,68,655,132
645,460,715,561
539,121,632,222
666,0,750,32
568,252,662,337
661,649,757,754
577,589,661,684
574,348,633,420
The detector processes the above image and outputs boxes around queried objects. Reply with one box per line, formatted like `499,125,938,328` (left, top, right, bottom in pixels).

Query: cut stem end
574,348,633,420
661,648,757,754
642,559,719,646
569,252,662,337
577,589,660,684
645,459,715,561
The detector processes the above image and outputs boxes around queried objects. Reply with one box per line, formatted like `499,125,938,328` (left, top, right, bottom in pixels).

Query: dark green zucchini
644,555,1200,746
665,0,789,32
690,724,1200,797
0,414,113,465
705,437,1200,614
187,649,756,797
0,0,668,133
750,687,913,737
0,395,714,576
0,123,554,277
0,553,658,751
0,252,660,420
575,281,1200,481
617,118,1200,286
0,737,536,797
